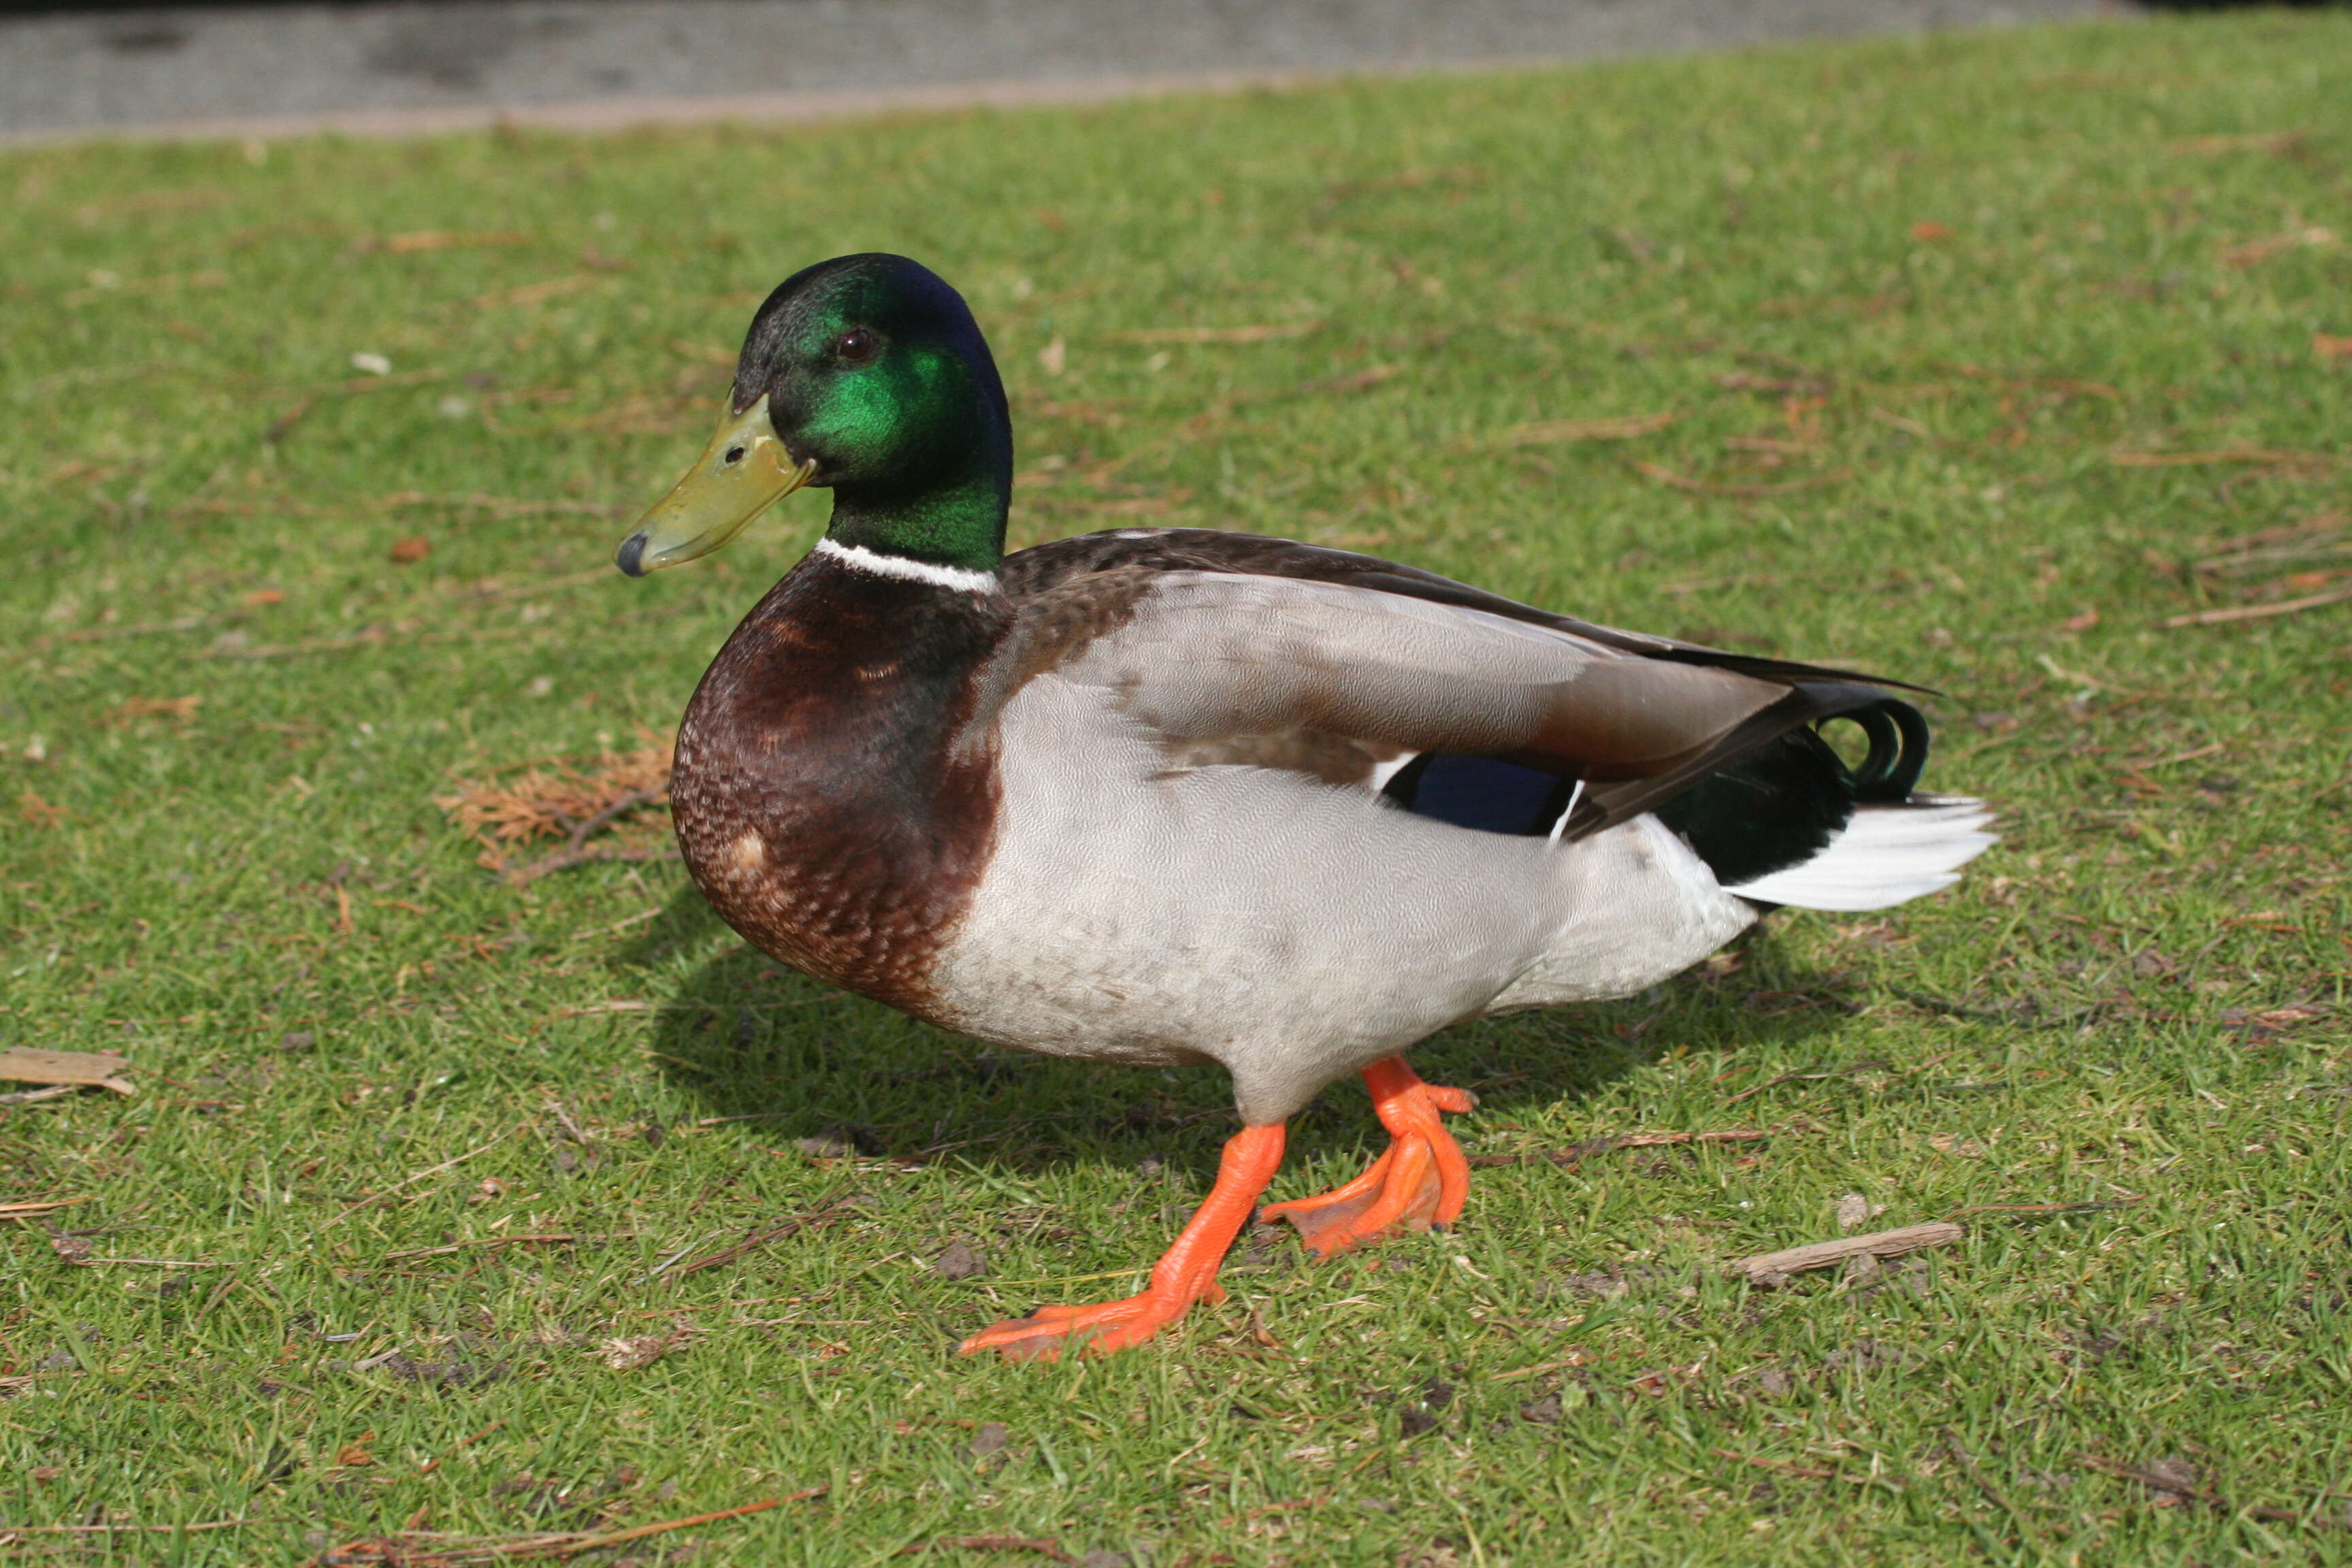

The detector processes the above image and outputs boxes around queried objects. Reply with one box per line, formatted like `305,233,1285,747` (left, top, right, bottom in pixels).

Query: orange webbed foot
958,1122,1284,1362
1258,1056,1476,1259
958,1288,1205,1361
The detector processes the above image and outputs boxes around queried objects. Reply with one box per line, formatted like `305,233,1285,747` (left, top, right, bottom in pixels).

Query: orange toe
958,1122,1284,1362
1261,1056,1476,1259
958,1290,1196,1360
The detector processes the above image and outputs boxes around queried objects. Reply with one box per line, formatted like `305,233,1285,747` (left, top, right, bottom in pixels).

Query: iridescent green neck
813,329,1013,574
824,459,1009,575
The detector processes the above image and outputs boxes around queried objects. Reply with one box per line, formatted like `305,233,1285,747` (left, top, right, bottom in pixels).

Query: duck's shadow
616,881,1865,1184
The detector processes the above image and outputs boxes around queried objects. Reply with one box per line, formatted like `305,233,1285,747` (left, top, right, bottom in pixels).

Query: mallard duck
614,254,1993,1360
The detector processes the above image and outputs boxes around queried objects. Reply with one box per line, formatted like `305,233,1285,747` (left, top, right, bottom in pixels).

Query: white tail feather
1726,797,1995,912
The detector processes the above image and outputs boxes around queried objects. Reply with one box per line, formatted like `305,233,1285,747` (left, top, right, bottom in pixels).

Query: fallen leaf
2061,607,2101,633
336,1442,376,1467
2318,334,2352,364
389,537,430,564
0,1048,135,1094
241,588,287,607
1910,221,1954,242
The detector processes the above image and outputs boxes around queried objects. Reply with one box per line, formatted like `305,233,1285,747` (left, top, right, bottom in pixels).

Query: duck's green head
615,253,1011,578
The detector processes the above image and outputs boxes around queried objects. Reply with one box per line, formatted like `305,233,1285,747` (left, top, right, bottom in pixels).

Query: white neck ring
813,536,998,594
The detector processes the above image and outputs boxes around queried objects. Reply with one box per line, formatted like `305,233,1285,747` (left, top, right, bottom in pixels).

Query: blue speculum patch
1383,754,1580,838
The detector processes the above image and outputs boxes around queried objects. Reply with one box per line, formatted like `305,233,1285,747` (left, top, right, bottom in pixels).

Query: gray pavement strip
4,0,2110,145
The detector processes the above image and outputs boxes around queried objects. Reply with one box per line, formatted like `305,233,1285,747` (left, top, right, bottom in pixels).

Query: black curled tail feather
1647,691,1937,889
1828,698,1931,803
1567,679,1927,843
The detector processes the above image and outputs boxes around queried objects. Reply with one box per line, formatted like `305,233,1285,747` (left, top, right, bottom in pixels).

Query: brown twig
1730,1222,1963,1286
1943,1196,2144,1221
1714,1448,1835,1481
380,1233,626,1261
1494,1352,1592,1383
1482,410,1680,448
474,784,673,887
190,1268,242,1327
1724,1059,1891,1105
418,1420,507,1475
1464,1127,1782,1169
2074,1454,2343,1527
264,368,448,445
203,623,539,661
320,1491,821,1565
898,1537,1074,1563
1942,1431,2047,1546
45,614,215,644
0,1518,261,1535
318,1133,512,1232
515,1492,821,1558
669,1200,858,1279
2108,446,2337,468
2162,583,2352,627
1633,461,1852,497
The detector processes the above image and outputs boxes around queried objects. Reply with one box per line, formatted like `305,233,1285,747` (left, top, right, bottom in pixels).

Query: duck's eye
722,444,747,465
833,327,879,364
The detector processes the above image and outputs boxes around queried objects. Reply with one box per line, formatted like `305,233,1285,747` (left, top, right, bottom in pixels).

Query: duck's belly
927,676,1754,1124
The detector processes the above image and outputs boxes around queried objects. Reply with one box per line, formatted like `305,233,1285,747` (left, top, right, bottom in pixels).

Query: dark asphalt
3,0,2113,143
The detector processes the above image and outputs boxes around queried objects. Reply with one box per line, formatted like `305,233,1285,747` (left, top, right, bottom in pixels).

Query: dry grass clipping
435,734,676,885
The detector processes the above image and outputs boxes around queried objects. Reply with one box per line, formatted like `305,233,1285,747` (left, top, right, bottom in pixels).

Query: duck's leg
1257,1056,1477,1258
958,1122,1286,1361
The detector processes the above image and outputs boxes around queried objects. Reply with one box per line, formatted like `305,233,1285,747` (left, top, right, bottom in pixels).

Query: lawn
3,10,2350,1565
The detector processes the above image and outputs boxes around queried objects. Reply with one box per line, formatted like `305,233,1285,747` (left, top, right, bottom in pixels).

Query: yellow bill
613,395,817,576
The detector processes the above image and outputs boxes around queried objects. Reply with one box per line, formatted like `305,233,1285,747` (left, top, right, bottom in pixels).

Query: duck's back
919,529,1987,1124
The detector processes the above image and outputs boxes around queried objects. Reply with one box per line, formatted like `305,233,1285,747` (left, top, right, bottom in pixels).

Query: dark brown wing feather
998,527,1923,691
993,528,1924,841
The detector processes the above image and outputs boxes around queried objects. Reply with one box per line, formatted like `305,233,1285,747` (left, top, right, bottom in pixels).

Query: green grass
4,12,2351,1565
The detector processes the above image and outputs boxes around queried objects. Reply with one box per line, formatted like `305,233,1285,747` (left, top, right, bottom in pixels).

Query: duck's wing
992,528,1925,842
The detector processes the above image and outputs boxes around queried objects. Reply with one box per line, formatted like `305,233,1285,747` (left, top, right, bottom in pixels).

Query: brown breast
670,552,1012,1021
